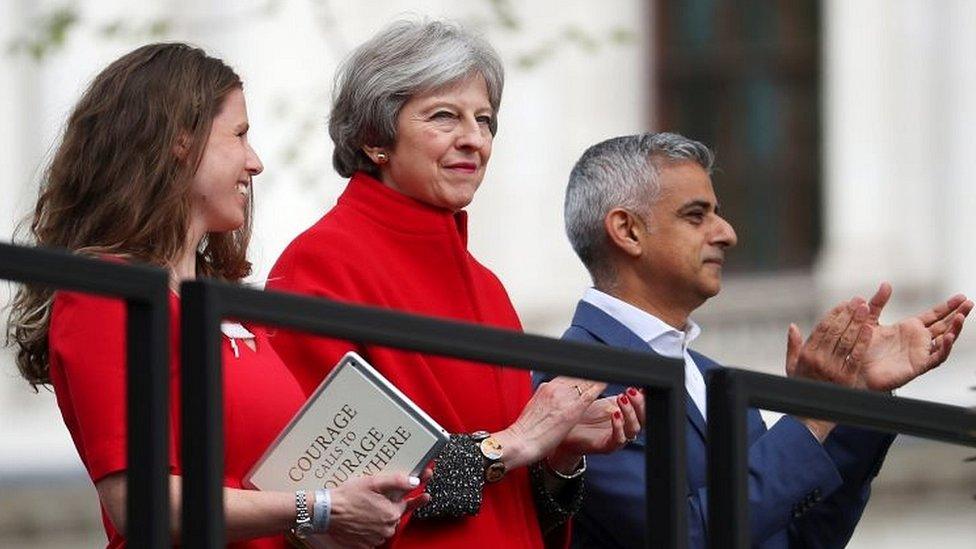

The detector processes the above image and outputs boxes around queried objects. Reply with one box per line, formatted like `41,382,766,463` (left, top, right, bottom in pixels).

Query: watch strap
293,489,313,538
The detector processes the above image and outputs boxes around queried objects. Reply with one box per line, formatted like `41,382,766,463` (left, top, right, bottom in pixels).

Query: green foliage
6,3,175,62
7,5,79,61
5,0,637,177
7,1,636,69
98,17,171,40
486,0,520,31
516,26,636,70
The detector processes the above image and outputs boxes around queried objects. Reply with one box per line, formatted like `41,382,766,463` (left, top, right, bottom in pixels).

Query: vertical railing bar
669,384,687,549
0,244,171,547
181,280,225,548
125,281,171,548
707,368,749,549
644,383,687,549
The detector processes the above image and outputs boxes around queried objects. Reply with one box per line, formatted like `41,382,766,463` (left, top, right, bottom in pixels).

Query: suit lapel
570,301,706,441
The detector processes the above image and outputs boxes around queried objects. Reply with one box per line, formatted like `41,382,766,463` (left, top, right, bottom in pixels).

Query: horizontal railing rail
0,242,171,548
179,279,688,549
6,241,973,548
707,367,976,548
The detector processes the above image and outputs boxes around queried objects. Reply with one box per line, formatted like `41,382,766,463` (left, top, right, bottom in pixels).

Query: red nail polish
620,395,629,405
627,387,638,397
613,410,622,420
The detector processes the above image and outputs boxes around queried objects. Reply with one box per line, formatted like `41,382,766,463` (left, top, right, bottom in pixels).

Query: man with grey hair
551,132,971,547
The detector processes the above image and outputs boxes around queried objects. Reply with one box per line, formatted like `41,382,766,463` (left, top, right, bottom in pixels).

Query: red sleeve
49,291,179,482
266,241,366,395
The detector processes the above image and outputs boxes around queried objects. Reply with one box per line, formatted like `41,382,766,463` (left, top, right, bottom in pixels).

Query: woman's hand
492,377,606,470
564,389,645,452
546,388,646,473
324,472,429,549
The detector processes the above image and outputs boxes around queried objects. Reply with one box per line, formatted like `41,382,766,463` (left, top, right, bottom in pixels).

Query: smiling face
188,88,263,235
376,74,494,211
636,160,737,311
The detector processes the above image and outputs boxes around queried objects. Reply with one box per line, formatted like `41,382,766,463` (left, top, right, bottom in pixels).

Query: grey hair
329,19,505,178
564,132,715,285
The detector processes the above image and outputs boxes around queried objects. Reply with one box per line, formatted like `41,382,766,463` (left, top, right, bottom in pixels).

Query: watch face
485,461,507,483
480,437,503,461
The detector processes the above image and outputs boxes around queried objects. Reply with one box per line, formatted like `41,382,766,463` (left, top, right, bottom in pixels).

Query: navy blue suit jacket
539,301,894,548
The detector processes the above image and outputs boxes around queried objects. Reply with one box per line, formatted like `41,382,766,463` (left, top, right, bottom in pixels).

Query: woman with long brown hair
8,43,424,548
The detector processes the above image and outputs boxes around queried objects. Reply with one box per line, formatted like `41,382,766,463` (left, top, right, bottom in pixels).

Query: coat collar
569,300,713,440
338,171,469,244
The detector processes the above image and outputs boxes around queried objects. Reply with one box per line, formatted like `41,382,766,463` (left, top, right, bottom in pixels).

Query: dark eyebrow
678,199,715,213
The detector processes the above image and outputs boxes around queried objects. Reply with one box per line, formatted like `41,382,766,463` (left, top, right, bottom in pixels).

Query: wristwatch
293,489,313,538
472,430,507,483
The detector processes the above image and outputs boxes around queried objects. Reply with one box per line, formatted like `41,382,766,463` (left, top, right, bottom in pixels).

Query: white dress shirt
582,288,708,420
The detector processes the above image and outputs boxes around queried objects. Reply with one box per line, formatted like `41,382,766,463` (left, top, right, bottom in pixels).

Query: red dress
49,288,306,548
267,172,545,548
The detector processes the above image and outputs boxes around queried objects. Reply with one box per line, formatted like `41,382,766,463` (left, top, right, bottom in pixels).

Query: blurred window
654,0,821,272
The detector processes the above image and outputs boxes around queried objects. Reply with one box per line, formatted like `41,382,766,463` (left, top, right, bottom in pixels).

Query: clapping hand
857,282,972,391
494,377,606,470
557,388,646,457
787,282,972,393
786,299,873,389
785,298,873,441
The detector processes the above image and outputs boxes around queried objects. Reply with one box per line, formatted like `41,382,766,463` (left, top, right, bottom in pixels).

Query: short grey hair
329,19,505,178
564,132,715,285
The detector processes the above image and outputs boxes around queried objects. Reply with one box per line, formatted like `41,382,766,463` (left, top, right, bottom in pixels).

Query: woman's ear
603,208,644,258
362,145,389,166
173,134,191,162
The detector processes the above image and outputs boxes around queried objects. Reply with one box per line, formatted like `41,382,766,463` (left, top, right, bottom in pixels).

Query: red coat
267,172,546,548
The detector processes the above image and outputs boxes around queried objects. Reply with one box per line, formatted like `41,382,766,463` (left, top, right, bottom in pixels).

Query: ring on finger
929,339,938,352
843,354,854,366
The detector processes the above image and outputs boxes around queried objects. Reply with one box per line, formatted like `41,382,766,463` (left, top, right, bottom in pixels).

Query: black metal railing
0,243,171,548
5,241,976,549
178,279,687,548
707,368,976,548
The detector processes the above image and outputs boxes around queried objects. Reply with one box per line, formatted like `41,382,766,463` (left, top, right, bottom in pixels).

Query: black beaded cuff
412,434,484,520
529,460,584,534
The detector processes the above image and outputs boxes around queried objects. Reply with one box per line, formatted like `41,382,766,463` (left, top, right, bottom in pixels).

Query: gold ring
573,384,583,397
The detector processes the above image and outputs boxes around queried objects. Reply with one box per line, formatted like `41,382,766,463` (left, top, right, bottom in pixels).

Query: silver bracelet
312,488,331,533
543,455,586,480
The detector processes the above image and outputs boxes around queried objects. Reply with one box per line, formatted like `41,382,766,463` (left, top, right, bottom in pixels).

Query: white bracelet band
312,488,331,533
544,455,587,480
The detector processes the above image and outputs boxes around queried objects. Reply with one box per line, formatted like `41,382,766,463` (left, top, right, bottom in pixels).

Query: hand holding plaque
246,352,449,547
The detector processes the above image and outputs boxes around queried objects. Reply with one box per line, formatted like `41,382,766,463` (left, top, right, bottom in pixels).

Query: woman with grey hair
268,19,644,548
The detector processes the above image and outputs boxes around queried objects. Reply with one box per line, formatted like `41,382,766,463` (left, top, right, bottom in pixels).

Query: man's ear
603,208,644,258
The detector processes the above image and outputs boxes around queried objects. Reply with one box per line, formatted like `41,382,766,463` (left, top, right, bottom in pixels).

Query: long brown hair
8,43,252,390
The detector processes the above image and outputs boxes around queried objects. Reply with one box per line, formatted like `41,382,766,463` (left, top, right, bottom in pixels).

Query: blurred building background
0,0,973,546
